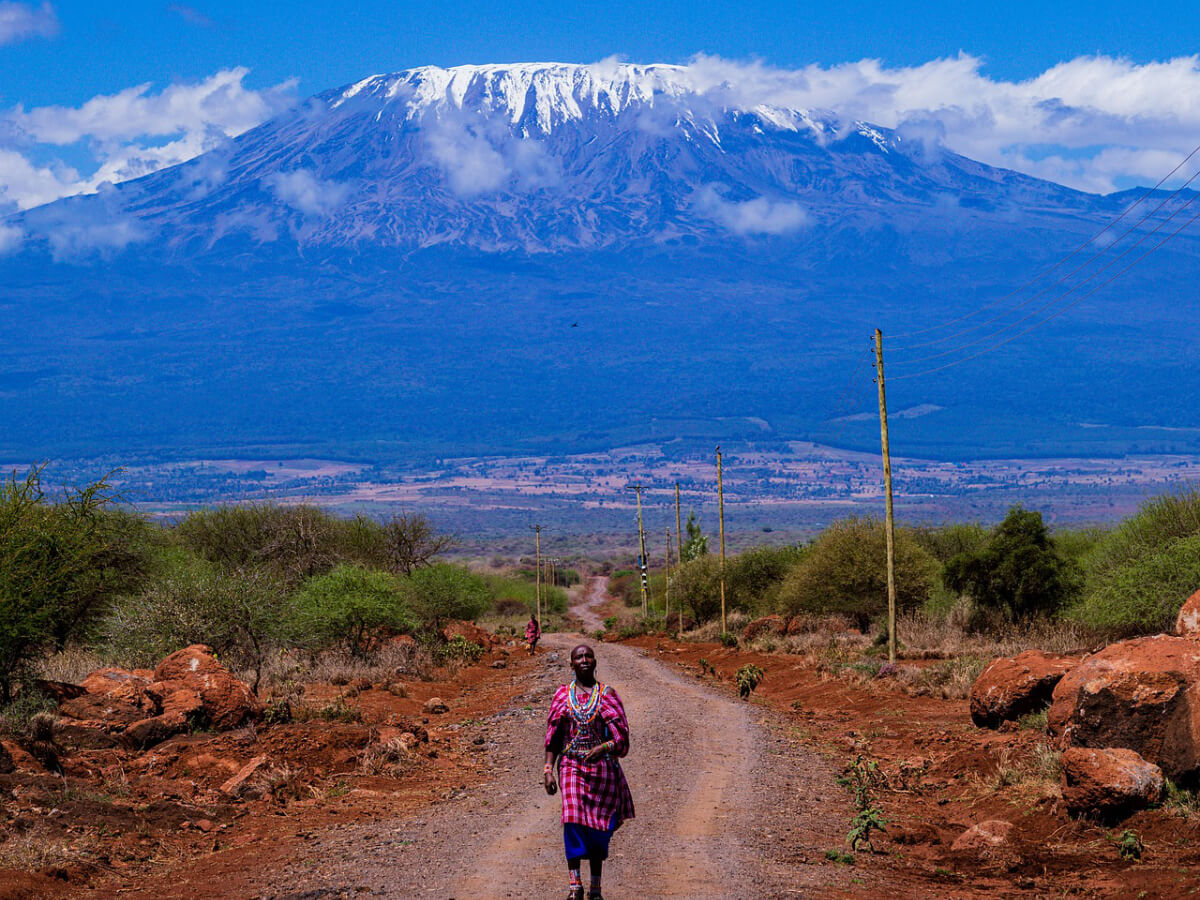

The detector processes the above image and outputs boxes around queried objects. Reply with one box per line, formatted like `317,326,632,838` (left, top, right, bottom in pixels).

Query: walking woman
525,614,541,656
543,644,635,900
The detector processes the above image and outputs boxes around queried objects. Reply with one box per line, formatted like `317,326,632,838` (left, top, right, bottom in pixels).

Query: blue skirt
563,821,617,861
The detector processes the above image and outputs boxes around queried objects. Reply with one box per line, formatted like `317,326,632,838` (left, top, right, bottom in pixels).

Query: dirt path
254,579,854,899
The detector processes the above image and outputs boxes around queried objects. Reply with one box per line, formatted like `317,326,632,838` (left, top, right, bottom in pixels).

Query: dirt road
257,578,854,899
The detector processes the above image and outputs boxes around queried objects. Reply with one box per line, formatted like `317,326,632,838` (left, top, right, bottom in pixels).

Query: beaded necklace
567,678,605,725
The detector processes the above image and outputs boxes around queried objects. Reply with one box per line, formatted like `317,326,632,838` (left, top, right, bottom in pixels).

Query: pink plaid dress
545,682,636,831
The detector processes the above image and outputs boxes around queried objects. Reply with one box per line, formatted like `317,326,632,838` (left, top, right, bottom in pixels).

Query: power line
890,203,1200,382
892,187,1200,370
889,168,1200,353
886,141,1200,341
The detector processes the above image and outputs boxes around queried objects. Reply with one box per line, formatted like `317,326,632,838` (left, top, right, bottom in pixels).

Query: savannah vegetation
0,465,566,722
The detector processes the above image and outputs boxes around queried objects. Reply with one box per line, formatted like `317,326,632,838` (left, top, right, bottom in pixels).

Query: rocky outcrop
1177,589,1200,639
970,650,1080,728
950,819,1013,854
441,620,493,648
1048,634,1200,783
60,646,261,748
423,697,449,714
741,615,787,642
1061,747,1164,816
153,645,261,730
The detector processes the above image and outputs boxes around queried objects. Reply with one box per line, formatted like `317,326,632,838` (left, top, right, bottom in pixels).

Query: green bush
0,467,152,702
406,563,491,626
775,517,938,629
673,555,723,623
914,523,988,565
1073,534,1200,636
1070,490,1200,636
483,574,567,616
727,544,806,614
293,565,413,657
102,559,293,690
944,506,1081,623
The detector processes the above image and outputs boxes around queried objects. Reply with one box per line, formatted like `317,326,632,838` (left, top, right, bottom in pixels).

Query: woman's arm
543,747,559,794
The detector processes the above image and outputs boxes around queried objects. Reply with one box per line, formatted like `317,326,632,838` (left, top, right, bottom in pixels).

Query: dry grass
680,611,750,642
34,646,106,683
897,604,1100,659
891,656,989,700
252,642,435,693
360,738,416,777
249,764,313,804
987,741,1063,792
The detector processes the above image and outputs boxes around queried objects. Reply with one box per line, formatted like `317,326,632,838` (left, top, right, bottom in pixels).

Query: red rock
741,615,787,642
441,620,493,648
194,819,214,833
423,697,449,714
970,649,1080,728
153,645,261,729
80,667,150,695
33,679,86,703
1176,589,1200,639
1048,634,1200,782
59,689,150,727
1062,746,1164,816
219,755,269,797
0,741,12,774
950,819,1013,853
124,713,188,749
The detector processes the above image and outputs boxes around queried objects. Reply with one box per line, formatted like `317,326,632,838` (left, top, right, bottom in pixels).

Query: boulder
1061,747,1164,816
59,685,155,727
741,615,787,642
441,620,493,648
1048,634,1200,783
969,650,1080,728
124,713,189,750
153,645,261,730
1176,589,1200,639
423,697,449,714
950,819,1013,854
33,679,86,703
219,754,269,797
80,667,151,695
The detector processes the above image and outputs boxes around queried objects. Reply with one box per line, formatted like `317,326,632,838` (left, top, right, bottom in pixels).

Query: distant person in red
525,615,541,655
543,644,635,900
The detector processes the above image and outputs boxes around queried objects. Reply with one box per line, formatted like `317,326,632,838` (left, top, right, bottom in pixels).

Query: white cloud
0,222,22,253
0,68,295,209
693,184,808,235
23,184,150,260
0,2,57,46
423,108,561,197
266,168,351,216
680,53,1200,193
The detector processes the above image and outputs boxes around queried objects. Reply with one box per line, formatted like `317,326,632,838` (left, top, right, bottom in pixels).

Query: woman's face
570,644,596,680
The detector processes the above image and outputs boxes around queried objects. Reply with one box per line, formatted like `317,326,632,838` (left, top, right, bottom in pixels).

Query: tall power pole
716,446,727,636
664,527,672,622
630,485,648,616
873,328,898,665
532,524,543,624
675,482,683,564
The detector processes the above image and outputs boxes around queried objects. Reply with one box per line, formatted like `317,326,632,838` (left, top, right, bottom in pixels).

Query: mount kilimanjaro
3,62,1199,465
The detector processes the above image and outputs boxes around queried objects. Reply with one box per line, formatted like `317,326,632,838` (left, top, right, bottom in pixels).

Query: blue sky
2,0,1200,213
3,0,1199,107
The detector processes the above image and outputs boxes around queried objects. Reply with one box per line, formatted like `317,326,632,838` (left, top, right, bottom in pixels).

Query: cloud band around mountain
3,54,1200,214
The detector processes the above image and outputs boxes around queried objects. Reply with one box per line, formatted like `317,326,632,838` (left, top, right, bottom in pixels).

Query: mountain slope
3,62,1199,466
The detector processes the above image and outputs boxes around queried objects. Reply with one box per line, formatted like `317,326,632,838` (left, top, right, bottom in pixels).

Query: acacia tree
381,513,453,575
681,512,709,562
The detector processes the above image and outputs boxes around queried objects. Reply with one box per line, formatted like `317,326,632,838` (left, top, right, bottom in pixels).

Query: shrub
377,513,453,575
775,517,938,629
735,664,765,698
1072,489,1200,636
914,523,988,565
293,565,413,657
944,506,1081,624
102,560,294,691
0,467,152,702
1073,534,1200,636
407,564,491,627
673,555,723,623
727,544,806,614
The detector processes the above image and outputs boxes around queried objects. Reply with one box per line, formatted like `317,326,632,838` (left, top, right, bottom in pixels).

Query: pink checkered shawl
545,683,635,830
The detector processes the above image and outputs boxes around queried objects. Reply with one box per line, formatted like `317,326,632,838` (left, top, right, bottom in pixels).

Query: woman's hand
543,767,558,795
582,743,611,763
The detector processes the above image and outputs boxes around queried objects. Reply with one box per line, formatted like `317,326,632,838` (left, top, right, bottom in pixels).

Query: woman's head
570,644,596,682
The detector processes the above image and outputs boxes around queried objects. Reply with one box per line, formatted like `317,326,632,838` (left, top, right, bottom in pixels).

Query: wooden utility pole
664,527,672,621
675,482,683,563
532,524,543,624
716,446,727,636
630,485,648,616
874,328,898,664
